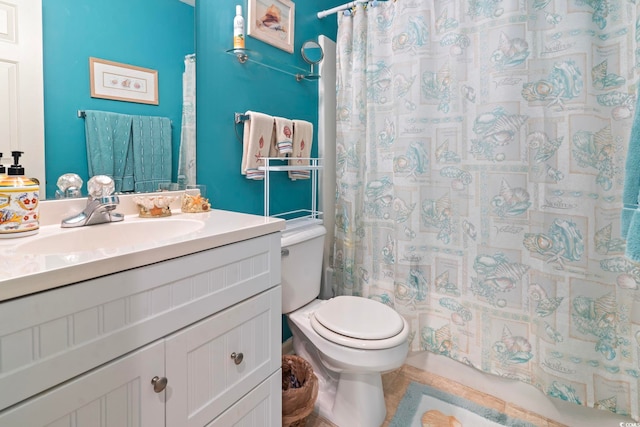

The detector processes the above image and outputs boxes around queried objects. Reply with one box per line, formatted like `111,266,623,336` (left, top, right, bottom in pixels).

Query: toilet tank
281,224,327,313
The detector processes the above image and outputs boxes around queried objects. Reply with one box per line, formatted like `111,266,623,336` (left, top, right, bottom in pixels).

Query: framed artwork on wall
89,57,159,105
247,0,295,53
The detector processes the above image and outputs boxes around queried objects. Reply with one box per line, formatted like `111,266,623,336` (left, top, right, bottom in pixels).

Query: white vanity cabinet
0,231,283,427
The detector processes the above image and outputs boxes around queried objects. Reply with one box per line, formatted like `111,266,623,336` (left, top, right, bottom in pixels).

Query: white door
0,341,166,426
0,0,45,195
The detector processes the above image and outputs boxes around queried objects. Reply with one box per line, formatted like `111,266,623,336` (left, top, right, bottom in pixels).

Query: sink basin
14,218,205,255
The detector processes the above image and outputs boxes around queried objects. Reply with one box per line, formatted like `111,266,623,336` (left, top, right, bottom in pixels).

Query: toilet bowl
281,223,409,427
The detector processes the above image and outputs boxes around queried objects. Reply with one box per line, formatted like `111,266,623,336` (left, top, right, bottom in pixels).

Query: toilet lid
313,296,405,340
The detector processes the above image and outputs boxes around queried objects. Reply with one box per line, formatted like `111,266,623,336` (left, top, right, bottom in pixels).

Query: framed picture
89,57,159,105
248,0,295,53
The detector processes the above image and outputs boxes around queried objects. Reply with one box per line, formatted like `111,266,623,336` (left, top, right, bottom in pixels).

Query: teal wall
42,0,339,212
196,1,337,216
42,0,194,197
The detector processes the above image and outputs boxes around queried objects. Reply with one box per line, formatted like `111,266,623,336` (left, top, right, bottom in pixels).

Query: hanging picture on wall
248,0,295,53
89,57,159,105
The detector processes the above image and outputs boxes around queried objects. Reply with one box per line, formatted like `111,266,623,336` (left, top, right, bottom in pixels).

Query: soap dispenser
0,151,39,238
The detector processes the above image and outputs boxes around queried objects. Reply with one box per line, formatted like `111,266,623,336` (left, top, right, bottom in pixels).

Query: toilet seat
310,296,408,350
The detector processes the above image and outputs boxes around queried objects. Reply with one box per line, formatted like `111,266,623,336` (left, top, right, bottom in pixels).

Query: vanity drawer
165,286,281,427
206,369,282,427
0,232,281,411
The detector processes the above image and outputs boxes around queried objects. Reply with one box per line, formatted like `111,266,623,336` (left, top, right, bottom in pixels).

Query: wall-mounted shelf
226,49,320,81
259,157,323,229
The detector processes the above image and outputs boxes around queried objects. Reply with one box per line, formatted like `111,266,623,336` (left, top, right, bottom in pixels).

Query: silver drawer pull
230,352,244,365
151,376,168,393
281,248,290,257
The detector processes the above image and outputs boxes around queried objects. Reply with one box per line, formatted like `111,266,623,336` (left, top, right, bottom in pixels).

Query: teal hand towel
131,115,172,193
84,110,134,192
622,91,640,261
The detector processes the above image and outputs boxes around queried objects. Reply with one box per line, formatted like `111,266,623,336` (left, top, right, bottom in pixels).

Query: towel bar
234,113,250,124
233,113,250,143
77,110,172,125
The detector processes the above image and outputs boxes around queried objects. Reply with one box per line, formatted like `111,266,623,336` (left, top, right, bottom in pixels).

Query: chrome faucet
61,175,124,228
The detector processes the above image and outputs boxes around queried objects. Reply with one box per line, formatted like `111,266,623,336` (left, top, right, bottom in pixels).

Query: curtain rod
317,1,359,19
317,0,387,19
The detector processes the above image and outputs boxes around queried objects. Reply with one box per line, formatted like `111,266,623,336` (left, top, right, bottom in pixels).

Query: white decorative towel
242,111,275,180
289,120,313,180
274,116,293,155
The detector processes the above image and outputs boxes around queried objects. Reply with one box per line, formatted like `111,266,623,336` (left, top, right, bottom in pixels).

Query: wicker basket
282,355,319,427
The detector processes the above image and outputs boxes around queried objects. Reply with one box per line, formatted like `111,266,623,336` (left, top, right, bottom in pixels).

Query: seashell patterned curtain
332,0,640,419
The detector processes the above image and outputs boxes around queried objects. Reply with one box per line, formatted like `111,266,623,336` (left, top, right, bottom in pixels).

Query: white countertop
0,195,285,302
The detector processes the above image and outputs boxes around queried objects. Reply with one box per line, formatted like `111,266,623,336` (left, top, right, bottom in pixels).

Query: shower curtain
178,53,196,187
332,0,640,419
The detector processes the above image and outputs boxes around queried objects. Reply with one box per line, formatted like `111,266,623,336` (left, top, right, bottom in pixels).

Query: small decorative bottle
0,151,39,238
233,5,245,49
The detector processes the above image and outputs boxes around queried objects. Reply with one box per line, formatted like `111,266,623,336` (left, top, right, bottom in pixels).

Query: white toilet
281,223,409,427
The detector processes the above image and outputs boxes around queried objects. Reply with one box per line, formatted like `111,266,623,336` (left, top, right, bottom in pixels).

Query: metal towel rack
233,113,251,143
234,112,250,124
77,110,172,125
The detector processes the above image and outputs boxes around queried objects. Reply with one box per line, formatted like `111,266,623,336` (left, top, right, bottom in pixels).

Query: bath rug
389,381,537,427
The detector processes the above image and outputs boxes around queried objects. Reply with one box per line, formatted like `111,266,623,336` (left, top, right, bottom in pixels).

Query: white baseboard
282,337,294,355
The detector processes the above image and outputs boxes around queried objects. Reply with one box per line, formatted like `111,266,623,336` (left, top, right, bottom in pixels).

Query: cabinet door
165,287,281,427
0,341,165,427
206,370,281,427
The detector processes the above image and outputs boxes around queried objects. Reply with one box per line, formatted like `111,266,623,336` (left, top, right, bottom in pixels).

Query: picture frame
89,57,159,105
248,0,295,53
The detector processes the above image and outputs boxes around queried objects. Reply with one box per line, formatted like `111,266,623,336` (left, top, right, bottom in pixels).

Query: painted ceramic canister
0,172,39,238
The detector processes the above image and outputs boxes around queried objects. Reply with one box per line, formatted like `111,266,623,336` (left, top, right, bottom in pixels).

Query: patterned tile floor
303,364,566,427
